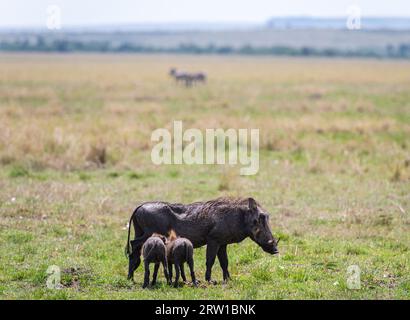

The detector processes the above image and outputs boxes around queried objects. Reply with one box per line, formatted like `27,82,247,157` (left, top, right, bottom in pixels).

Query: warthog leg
205,241,220,283
173,259,180,287
127,233,150,280
187,256,197,286
127,251,141,281
168,261,173,282
180,263,187,282
217,245,231,282
162,258,170,285
151,263,160,286
142,260,150,288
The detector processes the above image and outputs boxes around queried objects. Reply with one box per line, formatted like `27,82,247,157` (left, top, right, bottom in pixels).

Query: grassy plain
0,54,409,299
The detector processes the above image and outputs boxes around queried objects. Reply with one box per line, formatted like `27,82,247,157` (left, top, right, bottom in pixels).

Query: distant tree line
1,36,410,58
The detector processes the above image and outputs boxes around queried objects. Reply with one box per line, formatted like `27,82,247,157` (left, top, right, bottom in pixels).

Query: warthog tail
168,229,178,242
124,204,143,257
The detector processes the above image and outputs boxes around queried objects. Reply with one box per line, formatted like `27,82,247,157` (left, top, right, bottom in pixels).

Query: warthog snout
247,198,280,255
261,243,279,255
274,237,280,254
265,237,280,255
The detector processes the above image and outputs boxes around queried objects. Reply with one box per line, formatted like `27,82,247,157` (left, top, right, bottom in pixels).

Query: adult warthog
125,197,280,283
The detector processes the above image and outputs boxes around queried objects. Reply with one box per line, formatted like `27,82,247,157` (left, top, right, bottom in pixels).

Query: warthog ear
248,198,258,211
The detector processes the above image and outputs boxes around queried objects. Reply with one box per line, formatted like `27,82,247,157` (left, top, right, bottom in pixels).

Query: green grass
0,54,409,299
0,164,408,299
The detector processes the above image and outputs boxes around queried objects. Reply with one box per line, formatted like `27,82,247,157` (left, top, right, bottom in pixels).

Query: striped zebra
169,68,207,87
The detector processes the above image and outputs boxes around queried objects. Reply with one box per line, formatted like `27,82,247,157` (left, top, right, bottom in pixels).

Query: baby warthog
166,230,197,287
141,233,170,288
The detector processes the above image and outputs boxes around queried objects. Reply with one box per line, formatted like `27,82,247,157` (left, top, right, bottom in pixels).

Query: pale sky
1,0,410,28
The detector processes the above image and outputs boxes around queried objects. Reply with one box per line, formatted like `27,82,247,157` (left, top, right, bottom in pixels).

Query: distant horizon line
2,15,410,31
